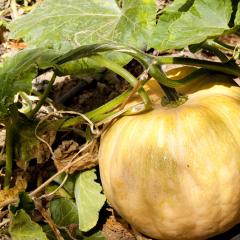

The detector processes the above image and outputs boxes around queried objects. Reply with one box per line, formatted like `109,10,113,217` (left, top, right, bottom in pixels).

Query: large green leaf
151,0,188,51
9,209,48,240
74,169,106,232
50,197,79,226
234,1,240,25
9,0,156,53
151,0,232,50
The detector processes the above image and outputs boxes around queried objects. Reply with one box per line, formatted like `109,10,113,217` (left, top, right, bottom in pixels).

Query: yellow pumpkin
98,67,240,240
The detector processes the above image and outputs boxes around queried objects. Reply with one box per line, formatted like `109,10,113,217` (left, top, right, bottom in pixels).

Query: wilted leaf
14,119,64,170
151,0,232,50
10,192,35,214
9,209,48,240
9,0,156,65
102,214,135,240
50,198,79,227
0,176,27,207
74,169,106,232
0,48,60,119
53,140,98,174
0,50,37,118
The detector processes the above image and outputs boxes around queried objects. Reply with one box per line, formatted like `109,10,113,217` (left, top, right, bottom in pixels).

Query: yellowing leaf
9,209,48,240
0,176,27,207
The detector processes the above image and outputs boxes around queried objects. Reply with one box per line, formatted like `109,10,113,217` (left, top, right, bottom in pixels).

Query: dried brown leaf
102,214,135,240
53,140,98,174
0,176,27,207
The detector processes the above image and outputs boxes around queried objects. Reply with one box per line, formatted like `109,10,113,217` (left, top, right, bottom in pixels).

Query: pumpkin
98,67,240,240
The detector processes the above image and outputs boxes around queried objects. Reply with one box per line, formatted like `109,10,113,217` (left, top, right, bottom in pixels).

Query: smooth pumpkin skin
98,67,240,240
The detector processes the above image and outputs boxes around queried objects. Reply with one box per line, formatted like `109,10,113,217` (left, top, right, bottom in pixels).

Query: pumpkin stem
160,84,188,107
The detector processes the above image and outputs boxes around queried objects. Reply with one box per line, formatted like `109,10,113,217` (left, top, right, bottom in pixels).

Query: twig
0,198,17,209
0,210,8,219
35,199,64,240
29,153,89,197
0,219,10,228
39,172,68,199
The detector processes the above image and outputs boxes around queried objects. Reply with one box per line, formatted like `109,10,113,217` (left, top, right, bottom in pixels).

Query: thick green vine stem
202,42,229,62
52,42,240,81
157,56,240,77
61,89,132,128
92,55,152,112
105,43,240,78
28,72,56,119
213,39,235,51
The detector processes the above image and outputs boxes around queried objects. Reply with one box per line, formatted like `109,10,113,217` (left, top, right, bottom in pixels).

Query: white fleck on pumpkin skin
99,67,240,240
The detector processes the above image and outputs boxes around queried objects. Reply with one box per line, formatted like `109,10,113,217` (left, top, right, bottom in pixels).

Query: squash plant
1,0,240,239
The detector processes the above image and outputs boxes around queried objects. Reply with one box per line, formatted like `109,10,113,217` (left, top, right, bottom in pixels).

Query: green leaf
9,209,48,240
46,185,72,199
53,173,76,197
234,0,240,25
9,0,156,65
57,58,103,78
50,197,79,226
151,0,187,51
43,225,106,240
0,48,58,119
10,192,35,214
151,0,232,50
42,225,56,240
74,169,106,232
0,50,37,118
84,231,106,240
